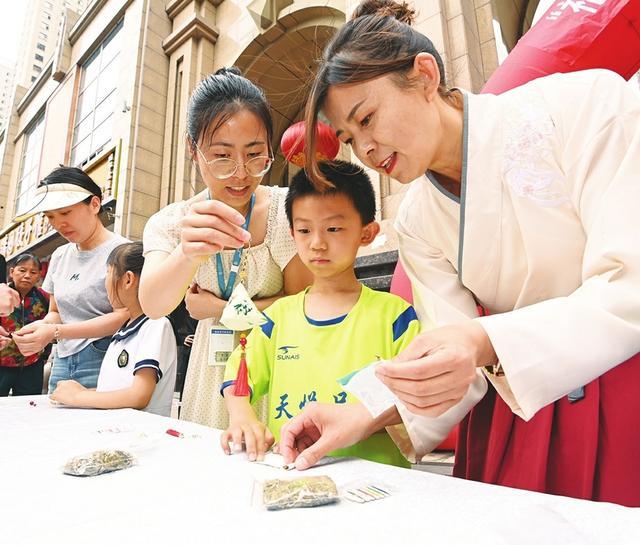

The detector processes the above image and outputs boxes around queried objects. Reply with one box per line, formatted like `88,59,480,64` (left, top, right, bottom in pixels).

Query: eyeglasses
193,142,274,180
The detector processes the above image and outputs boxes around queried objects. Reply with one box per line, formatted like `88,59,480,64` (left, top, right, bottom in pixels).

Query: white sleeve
133,319,177,383
142,202,185,256
386,378,488,462
477,71,640,421
386,193,488,461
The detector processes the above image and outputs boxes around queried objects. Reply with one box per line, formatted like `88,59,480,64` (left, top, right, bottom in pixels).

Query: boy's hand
50,380,86,405
220,416,275,462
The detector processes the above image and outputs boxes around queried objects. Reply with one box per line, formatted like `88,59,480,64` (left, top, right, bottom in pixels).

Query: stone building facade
0,0,535,264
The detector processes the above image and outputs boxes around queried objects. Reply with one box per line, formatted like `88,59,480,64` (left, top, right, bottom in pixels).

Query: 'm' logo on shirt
277,345,300,361
69,273,80,281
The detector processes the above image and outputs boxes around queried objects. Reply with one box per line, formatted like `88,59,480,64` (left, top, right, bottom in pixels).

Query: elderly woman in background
0,254,50,396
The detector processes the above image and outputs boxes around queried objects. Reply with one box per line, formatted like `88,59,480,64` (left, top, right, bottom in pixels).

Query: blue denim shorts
48,337,110,393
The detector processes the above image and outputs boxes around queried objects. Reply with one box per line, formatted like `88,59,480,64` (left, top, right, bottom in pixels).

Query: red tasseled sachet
233,333,250,397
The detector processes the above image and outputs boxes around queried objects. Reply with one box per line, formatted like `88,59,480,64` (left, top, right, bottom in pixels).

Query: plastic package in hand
338,360,400,418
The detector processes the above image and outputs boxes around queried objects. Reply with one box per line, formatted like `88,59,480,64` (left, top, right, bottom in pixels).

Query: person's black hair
106,242,144,299
13,253,41,269
285,160,376,227
186,66,273,154
39,166,103,205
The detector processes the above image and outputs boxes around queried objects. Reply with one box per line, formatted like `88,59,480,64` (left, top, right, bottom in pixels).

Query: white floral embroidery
503,93,570,207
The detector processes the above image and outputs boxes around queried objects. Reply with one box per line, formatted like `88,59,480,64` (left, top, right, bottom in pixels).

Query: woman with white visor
13,166,129,391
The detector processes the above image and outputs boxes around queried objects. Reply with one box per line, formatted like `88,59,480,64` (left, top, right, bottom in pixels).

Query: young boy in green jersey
220,160,420,467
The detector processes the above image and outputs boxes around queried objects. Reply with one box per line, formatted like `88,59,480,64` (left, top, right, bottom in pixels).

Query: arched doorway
233,6,346,186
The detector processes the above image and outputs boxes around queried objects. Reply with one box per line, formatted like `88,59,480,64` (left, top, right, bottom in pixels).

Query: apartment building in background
16,0,90,87
0,63,15,130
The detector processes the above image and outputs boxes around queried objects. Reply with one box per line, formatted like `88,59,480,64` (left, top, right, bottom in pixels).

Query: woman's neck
77,222,110,251
125,300,144,322
15,285,31,299
305,272,362,320
308,268,361,296
430,93,465,186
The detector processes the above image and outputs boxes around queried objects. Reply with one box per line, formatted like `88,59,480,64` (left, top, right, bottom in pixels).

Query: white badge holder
208,326,237,366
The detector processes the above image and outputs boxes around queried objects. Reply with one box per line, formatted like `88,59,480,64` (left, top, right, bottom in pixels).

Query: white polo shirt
96,315,177,416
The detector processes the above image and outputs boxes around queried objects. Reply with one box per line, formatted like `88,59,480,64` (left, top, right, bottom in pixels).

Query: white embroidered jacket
388,69,640,461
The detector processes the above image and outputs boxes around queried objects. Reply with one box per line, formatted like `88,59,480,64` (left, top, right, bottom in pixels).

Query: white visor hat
14,183,97,222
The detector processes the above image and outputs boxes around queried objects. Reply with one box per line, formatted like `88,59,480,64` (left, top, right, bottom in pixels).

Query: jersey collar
113,314,149,341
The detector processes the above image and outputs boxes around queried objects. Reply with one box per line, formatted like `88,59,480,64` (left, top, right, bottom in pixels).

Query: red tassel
233,334,250,397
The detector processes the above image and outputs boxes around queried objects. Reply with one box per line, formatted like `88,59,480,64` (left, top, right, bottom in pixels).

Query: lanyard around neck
212,192,255,300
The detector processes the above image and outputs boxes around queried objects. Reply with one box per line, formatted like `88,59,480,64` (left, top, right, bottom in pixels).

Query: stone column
117,0,173,239
161,0,221,207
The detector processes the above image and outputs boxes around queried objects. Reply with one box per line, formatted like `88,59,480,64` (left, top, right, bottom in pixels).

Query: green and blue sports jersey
222,285,421,467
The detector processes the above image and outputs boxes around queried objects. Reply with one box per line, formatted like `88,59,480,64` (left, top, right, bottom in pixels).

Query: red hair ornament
280,121,340,167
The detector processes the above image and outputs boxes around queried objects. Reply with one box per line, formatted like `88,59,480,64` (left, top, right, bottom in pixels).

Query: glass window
70,20,122,166
15,114,45,215
33,65,41,72
37,43,45,51
35,54,44,62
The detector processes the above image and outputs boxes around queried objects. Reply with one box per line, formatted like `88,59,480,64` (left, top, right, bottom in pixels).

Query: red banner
483,0,640,94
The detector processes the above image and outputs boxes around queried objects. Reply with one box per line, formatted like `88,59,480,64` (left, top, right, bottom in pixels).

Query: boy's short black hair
285,160,376,227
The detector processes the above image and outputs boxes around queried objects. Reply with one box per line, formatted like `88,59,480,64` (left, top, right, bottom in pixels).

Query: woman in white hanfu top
141,67,311,429
279,0,640,507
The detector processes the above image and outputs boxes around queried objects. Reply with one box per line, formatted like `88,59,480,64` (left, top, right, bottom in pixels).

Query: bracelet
53,326,61,343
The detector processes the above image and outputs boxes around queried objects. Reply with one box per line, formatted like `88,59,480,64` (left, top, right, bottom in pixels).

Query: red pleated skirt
454,354,640,507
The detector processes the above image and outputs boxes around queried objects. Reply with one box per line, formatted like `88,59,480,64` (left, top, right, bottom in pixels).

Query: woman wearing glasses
141,67,311,428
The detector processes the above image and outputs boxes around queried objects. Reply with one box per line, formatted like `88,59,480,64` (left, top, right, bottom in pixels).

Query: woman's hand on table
185,283,225,320
12,321,55,356
279,402,374,470
376,321,497,417
220,414,275,462
180,200,251,263
50,380,87,405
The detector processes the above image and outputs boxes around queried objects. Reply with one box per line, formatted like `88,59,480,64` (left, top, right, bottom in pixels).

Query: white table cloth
1,395,639,545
